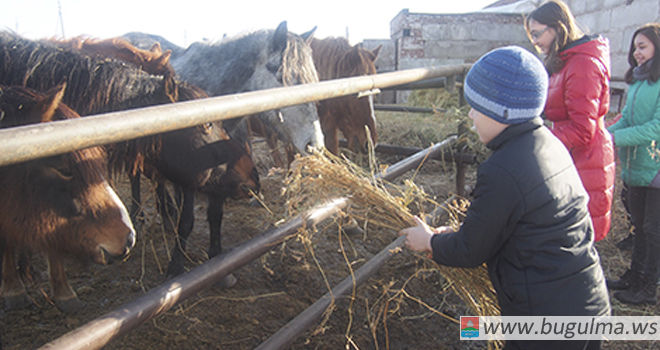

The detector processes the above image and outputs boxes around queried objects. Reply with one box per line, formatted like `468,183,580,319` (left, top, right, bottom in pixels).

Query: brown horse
0,31,260,284
310,37,381,154
50,36,175,77
0,84,136,313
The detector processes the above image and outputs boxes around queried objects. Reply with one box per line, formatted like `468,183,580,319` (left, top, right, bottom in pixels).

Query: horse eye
266,60,281,73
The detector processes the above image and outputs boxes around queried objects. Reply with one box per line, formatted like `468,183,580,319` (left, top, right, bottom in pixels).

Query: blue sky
2,0,495,47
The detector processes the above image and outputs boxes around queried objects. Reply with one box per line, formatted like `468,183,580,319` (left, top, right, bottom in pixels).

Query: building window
403,29,411,37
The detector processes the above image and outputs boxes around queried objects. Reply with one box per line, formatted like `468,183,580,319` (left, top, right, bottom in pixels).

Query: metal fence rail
0,64,470,167
39,136,457,350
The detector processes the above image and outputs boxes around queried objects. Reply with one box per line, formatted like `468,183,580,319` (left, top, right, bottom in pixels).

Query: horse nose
126,229,136,252
252,169,261,193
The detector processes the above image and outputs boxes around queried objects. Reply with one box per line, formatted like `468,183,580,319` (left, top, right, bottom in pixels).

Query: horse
0,83,136,313
0,31,260,284
310,37,381,154
50,36,175,77
122,31,185,60
167,21,324,166
153,82,260,282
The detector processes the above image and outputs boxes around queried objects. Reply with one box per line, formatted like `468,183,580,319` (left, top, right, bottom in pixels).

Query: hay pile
284,148,500,320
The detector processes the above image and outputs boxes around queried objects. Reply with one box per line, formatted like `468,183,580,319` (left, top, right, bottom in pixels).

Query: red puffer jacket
544,35,615,241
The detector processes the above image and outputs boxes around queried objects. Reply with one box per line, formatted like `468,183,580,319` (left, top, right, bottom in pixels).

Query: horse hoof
248,197,261,207
166,264,185,280
55,298,84,314
343,225,364,236
3,294,32,311
216,274,237,289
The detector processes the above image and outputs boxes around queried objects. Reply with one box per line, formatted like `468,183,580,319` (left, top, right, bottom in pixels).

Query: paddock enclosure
1,34,656,350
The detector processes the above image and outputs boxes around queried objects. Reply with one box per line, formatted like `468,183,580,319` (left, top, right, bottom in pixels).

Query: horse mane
0,32,185,176
173,27,318,94
282,32,319,86
0,32,176,114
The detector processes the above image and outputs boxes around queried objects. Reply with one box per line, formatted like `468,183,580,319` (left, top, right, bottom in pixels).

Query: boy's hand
398,216,434,253
398,217,456,257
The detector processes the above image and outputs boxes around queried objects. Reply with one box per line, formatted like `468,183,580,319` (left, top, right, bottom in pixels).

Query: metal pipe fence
0,64,470,167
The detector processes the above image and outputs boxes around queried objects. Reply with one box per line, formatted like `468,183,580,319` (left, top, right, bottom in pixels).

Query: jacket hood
560,35,611,76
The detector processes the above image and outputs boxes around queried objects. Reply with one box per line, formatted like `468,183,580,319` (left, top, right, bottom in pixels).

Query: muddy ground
2,96,659,350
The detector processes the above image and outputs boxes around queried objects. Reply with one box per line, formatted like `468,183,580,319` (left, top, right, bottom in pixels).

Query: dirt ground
2,93,660,350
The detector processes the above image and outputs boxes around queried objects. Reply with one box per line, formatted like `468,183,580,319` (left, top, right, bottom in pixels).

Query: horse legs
47,253,83,313
156,181,178,233
266,135,286,169
166,187,195,278
129,170,144,234
0,243,30,310
207,195,237,288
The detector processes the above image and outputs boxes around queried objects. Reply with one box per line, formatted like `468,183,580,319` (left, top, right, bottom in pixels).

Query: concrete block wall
567,0,660,80
379,9,534,102
389,10,534,71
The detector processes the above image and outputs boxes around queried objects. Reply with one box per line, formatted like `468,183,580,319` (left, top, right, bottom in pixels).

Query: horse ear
158,50,172,65
37,83,67,123
272,21,288,53
150,42,163,54
371,45,382,59
300,26,317,44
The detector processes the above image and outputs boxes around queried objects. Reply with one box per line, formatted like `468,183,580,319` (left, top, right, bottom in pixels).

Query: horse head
245,21,324,155
0,84,136,264
171,21,325,156
337,44,381,152
198,139,260,200
310,37,381,154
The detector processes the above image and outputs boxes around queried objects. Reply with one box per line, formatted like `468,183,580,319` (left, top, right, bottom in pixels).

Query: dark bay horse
310,37,381,154
0,32,259,283
169,21,325,165
0,84,136,313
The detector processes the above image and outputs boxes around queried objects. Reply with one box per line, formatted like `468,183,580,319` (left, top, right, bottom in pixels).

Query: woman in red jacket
525,1,615,241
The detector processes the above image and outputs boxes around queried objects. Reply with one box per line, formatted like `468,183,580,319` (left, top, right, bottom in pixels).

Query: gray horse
127,21,324,160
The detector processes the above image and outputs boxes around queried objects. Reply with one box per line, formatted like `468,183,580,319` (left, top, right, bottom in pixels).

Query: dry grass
284,146,501,349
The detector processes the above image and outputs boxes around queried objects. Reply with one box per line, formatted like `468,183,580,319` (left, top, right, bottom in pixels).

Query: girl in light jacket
525,1,615,242
607,23,660,305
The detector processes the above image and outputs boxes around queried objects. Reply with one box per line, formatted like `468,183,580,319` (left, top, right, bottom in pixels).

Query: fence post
454,122,471,197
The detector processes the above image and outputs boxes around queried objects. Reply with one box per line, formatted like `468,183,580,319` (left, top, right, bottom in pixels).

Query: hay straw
284,149,500,319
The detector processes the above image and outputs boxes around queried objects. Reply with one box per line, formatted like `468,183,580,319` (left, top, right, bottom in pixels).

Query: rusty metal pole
39,135,458,350
38,198,348,350
377,136,456,180
0,64,470,167
255,195,460,350
255,235,407,350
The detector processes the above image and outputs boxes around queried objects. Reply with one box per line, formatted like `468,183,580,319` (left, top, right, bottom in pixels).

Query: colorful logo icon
460,316,480,338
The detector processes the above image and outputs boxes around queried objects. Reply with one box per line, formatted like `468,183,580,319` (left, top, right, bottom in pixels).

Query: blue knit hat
464,46,548,124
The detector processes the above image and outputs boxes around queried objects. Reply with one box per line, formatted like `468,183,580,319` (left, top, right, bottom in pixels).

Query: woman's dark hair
525,0,583,74
624,23,660,84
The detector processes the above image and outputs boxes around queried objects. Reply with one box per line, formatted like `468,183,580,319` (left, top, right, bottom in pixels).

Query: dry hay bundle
284,149,500,319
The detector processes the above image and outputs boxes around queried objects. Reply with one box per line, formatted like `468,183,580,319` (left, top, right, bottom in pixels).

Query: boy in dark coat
398,46,610,350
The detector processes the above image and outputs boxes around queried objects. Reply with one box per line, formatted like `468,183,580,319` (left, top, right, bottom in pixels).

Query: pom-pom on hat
463,46,548,124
